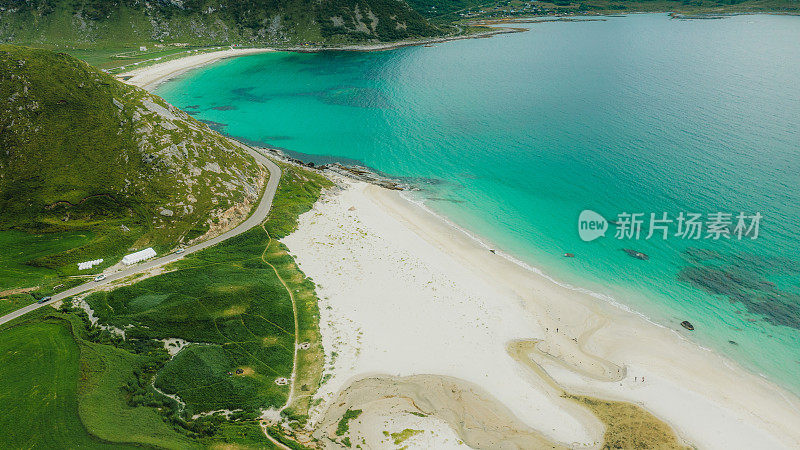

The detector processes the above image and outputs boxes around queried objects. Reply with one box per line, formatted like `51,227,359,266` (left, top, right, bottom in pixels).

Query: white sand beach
120,30,520,92
120,48,275,90
282,178,800,449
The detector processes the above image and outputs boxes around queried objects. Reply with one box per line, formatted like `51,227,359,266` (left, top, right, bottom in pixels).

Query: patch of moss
391,428,423,445
336,409,363,436
565,394,689,450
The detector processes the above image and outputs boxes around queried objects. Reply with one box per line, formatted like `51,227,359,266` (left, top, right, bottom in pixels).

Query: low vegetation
336,409,364,436
85,225,297,415
565,394,689,449
264,164,332,422
0,293,37,316
390,428,423,445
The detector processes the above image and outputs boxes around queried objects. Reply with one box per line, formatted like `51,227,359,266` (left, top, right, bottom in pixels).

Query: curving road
0,146,281,326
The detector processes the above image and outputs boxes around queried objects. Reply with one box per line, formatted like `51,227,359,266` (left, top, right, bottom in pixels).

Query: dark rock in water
681,320,695,331
564,253,575,258
622,249,649,260
728,340,738,345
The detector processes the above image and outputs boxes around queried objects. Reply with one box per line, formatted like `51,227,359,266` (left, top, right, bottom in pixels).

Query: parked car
94,274,107,282
37,296,52,304
174,248,185,254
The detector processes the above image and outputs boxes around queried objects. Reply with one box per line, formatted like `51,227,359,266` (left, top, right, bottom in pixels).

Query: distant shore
119,48,276,90
119,28,522,91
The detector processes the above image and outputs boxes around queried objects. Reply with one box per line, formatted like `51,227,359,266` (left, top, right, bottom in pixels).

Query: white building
122,248,157,265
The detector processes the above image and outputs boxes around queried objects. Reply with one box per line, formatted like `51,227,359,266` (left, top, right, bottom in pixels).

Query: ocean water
156,14,800,395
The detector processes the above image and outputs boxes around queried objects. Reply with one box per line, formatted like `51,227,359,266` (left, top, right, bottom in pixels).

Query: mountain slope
0,0,441,47
0,45,264,288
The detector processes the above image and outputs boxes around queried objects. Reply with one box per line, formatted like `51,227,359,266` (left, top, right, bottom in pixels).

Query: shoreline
118,48,277,90
118,28,522,91
281,178,800,449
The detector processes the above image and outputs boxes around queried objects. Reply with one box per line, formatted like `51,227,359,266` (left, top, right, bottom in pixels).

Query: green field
0,309,272,448
0,230,95,292
77,335,199,448
0,225,144,296
0,314,139,448
0,293,38,316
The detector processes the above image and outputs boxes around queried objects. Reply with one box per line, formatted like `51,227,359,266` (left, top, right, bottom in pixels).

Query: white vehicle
94,274,107,282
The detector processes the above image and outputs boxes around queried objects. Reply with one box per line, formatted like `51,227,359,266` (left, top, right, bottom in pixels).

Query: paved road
0,146,281,326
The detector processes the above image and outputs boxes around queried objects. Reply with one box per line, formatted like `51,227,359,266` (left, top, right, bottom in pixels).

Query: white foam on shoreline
399,191,666,326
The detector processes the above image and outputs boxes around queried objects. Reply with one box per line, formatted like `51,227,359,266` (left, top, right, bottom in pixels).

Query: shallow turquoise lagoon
157,14,800,394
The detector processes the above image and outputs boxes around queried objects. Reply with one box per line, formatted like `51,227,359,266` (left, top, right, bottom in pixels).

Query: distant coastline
117,27,523,90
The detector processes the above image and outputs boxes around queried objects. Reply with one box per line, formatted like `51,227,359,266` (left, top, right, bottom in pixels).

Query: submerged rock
681,320,695,331
622,248,649,260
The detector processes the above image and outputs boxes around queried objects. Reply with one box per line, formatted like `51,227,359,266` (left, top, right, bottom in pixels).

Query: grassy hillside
0,164,331,448
0,316,134,448
0,45,264,293
411,0,799,22
0,0,441,48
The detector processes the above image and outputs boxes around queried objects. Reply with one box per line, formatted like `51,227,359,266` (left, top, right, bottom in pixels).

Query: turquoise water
157,14,800,394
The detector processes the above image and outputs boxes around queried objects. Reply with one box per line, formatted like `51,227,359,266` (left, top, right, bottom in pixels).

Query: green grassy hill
0,45,264,293
0,164,330,448
0,0,441,48
409,0,799,22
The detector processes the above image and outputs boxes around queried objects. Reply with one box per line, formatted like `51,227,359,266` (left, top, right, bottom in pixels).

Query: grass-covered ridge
0,45,264,292
0,0,441,48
